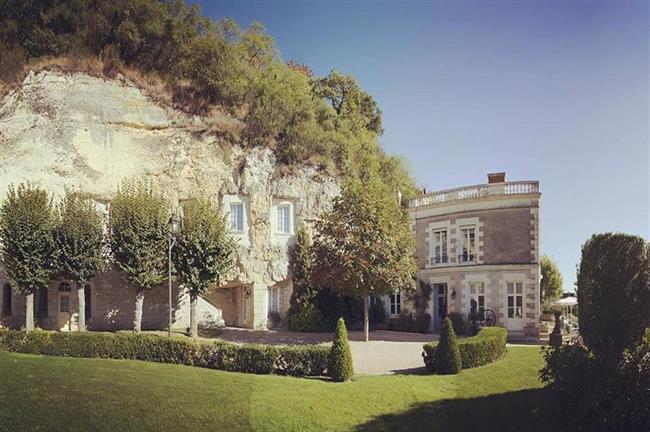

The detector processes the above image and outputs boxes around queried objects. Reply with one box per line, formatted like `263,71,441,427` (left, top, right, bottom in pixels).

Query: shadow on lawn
355,388,566,432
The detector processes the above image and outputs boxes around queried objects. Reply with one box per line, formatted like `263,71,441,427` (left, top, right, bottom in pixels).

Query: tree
313,178,417,341
109,180,169,333
328,318,354,382
53,192,105,331
577,233,650,358
540,255,563,304
434,317,462,374
0,184,56,331
287,225,315,318
173,197,236,338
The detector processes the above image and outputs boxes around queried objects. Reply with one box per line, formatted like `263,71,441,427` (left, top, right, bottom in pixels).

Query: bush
422,326,507,372
0,329,330,378
328,318,353,382
540,330,650,432
286,304,332,332
577,233,650,357
415,313,431,333
447,312,467,335
432,317,461,374
369,298,386,326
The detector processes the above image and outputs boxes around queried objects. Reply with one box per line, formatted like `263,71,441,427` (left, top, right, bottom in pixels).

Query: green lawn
0,346,563,432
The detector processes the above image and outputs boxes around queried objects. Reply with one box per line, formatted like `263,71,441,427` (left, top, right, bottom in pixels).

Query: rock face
0,70,340,330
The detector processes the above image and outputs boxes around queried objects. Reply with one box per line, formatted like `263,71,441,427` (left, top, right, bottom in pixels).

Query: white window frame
506,282,524,319
268,287,280,314
276,204,292,235
460,226,476,262
432,229,448,264
230,203,244,233
389,291,401,316
468,281,485,317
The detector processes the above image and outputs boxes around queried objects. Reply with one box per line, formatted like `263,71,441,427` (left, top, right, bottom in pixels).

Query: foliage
286,303,332,332
431,317,461,374
447,312,467,336
368,297,386,326
0,0,417,196
405,280,433,332
172,197,236,337
423,327,508,372
314,286,364,329
576,233,650,358
540,255,563,304
540,330,649,432
0,329,330,377
313,177,417,339
267,311,282,329
0,184,56,296
328,318,354,382
286,225,316,320
109,179,169,333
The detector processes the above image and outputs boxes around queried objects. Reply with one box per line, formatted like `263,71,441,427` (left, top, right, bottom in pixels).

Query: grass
0,346,563,432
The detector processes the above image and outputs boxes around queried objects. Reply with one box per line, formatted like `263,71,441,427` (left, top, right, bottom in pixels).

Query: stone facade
0,71,340,331
391,174,541,339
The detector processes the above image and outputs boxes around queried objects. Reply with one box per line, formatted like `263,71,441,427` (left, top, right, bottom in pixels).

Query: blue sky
197,0,649,291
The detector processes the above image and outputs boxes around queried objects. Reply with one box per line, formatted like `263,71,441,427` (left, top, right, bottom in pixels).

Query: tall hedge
577,233,650,357
433,317,461,374
328,318,354,381
423,326,507,372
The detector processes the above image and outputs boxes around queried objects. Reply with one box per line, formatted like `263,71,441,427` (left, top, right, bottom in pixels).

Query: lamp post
168,213,180,338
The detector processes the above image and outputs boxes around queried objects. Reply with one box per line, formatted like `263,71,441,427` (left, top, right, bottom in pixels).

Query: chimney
487,172,506,184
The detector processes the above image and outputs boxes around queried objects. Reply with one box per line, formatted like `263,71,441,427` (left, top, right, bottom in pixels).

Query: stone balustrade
407,181,539,208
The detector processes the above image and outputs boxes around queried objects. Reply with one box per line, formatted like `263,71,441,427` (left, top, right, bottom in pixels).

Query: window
58,282,71,292
431,229,448,264
230,203,244,232
389,292,401,315
507,282,523,319
276,204,291,234
2,284,11,316
37,287,48,318
460,227,476,262
268,287,280,313
468,282,485,317
60,296,70,313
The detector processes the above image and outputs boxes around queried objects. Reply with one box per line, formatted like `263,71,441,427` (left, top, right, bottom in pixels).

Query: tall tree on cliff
313,178,417,341
0,183,56,332
172,197,236,338
53,191,105,331
109,180,168,334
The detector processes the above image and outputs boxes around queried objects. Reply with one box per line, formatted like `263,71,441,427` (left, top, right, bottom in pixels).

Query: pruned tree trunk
134,290,144,334
189,292,198,338
363,294,369,342
77,282,86,331
25,292,34,332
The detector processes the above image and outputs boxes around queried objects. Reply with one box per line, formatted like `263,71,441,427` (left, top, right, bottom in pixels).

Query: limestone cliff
0,70,340,289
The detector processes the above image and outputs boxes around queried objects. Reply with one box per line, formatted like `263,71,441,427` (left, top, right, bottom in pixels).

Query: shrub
422,326,507,372
415,313,431,334
0,330,330,377
432,317,461,374
447,312,467,335
328,318,354,382
577,233,649,357
287,304,331,332
369,298,386,326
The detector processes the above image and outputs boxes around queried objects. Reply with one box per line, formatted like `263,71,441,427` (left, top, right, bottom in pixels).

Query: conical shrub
328,317,354,381
434,317,462,374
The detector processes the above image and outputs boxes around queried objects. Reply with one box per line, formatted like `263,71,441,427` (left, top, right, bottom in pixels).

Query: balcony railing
408,181,539,208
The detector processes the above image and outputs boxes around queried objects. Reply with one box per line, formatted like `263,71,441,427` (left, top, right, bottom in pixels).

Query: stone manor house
0,172,540,339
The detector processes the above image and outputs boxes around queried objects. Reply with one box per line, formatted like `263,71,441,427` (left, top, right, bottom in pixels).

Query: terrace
407,180,540,208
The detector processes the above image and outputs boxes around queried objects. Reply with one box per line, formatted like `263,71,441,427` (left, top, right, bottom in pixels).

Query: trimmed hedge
0,330,329,377
422,326,507,372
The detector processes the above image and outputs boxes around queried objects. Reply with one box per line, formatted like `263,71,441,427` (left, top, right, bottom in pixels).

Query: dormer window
230,203,244,232
277,204,291,234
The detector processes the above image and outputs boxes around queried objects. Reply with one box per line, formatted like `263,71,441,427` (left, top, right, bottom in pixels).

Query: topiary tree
53,192,105,331
0,184,56,332
434,317,462,374
540,255,563,305
287,224,315,320
173,197,236,338
577,233,649,358
313,177,417,341
328,317,354,381
109,180,169,334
